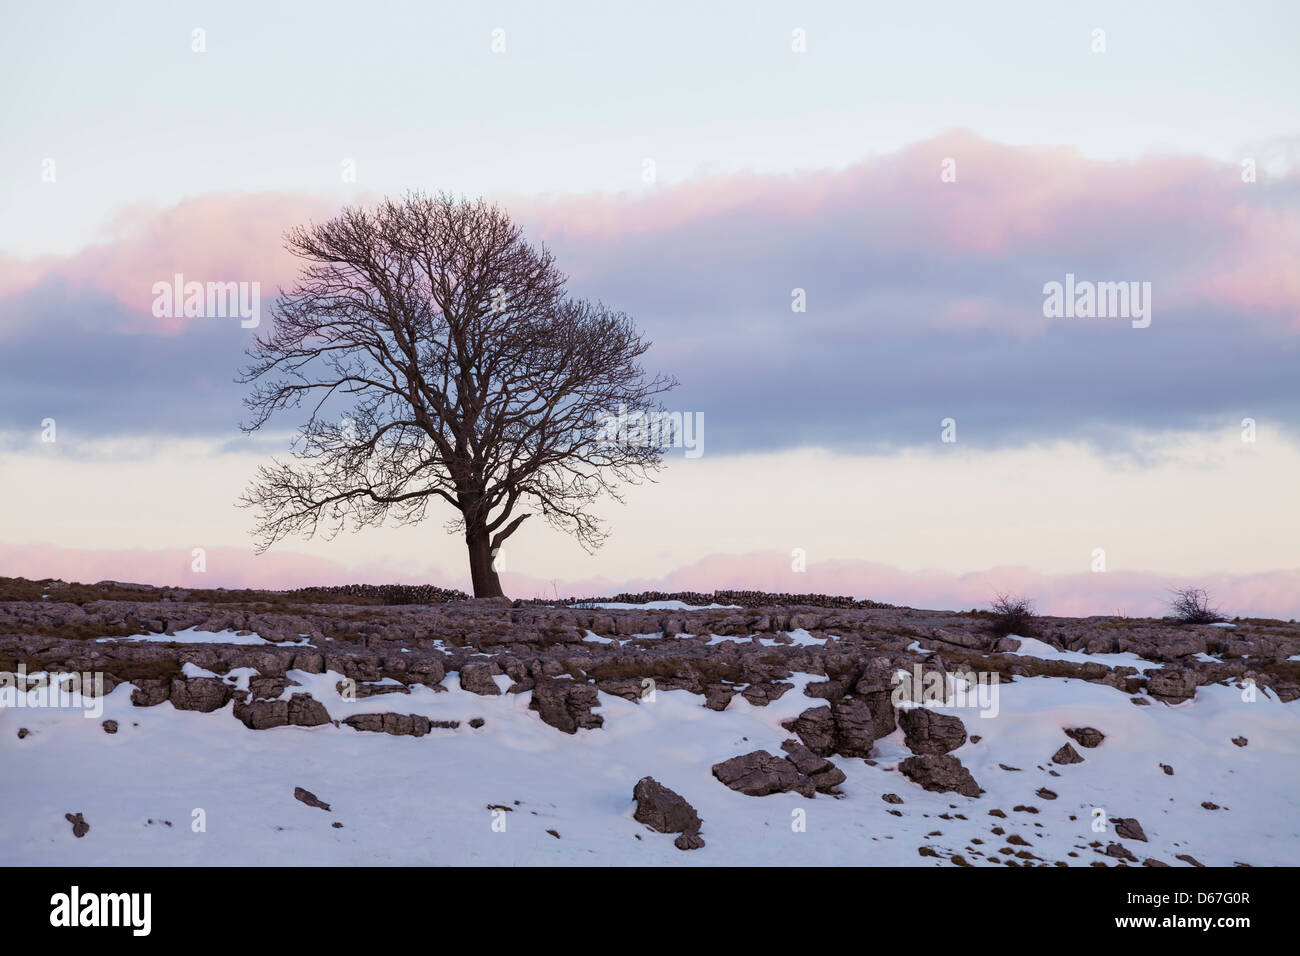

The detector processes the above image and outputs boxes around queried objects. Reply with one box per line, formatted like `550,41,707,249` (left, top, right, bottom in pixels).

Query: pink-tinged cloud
515,131,1300,328
2,543,1296,621
0,193,340,336
3,133,1297,339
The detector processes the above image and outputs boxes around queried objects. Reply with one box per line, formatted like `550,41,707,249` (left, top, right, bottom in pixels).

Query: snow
704,629,827,648
587,601,741,611
3,662,1296,866
1005,636,1163,673
96,627,314,647
781,628,827,647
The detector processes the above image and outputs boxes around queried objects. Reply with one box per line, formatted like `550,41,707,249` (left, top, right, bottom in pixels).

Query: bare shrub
1167,587,1223,624
988,592,1036,637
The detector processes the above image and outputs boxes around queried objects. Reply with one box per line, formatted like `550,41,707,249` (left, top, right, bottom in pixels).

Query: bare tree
238,193,676,598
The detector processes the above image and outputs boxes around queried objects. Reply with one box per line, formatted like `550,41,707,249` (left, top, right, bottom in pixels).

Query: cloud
0,193,339,336
1,135,1296,452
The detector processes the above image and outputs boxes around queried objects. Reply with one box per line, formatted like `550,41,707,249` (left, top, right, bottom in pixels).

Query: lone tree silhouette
239,193,676,598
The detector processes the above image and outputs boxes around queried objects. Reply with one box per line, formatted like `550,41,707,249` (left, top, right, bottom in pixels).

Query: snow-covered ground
4,646,1297,866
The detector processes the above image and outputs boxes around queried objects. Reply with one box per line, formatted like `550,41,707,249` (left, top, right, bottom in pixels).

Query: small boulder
740,681,793,706
703,683,739,711
459,663,502,697
529,680,603,734
898,754,982,797
1064,727,1105,749
1052,743,1084,765
781,705,836,755
673,831,706,850
898,707,968,755
287,694,331,727
294,787,330,811
169,678,231,713
633,776,702,834
1114,817,1147,842
712,750,815,798
780,739,846,793
1105,842,1138,862
233,698,289,730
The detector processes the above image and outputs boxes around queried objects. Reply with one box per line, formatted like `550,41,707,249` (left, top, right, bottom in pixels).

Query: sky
1,1,1297,616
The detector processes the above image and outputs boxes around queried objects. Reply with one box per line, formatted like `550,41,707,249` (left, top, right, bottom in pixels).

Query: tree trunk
466,525,505,598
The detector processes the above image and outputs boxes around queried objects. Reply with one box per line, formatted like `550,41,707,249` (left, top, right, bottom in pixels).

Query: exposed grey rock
831,698,877,757
740,681,793,706
1147,667,1198,703
1106,842,1138,862
293,787,330,811
703,683,739,711
287,693,331,727
1114,817,1147,842
633,776,702,834
782,699,876,758
782,705,836,755
1064,726,1105,748
673,831,705,850
459,662,502,696
898,707,968,755
130,680,171,708
233,698,288,729
169,677,233,713
1052,743,1084,765
712,750,815,798
529,680,602,734
898,754,982,797
342,712,431,736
